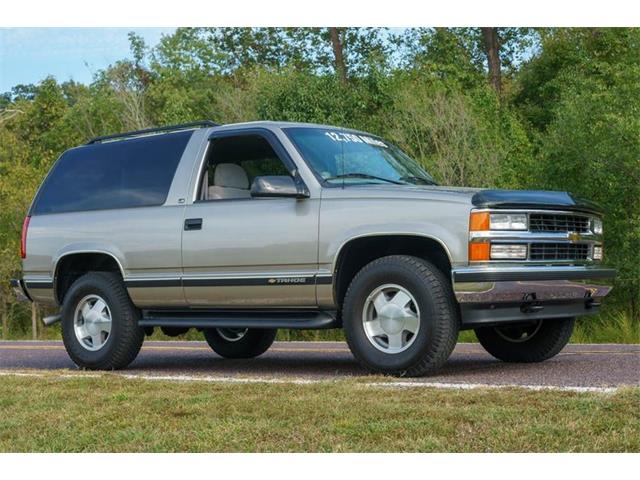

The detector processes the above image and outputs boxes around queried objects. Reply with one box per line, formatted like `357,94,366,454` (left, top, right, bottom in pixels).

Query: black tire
203,328,277,359
61,272,144,370
474,317,575,363
342,255,459,377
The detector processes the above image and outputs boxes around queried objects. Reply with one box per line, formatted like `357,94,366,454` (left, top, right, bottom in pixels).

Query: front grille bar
529,213,591,233
529,242,590,261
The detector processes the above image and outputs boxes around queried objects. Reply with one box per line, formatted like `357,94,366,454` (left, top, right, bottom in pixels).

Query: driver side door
181,129,321,307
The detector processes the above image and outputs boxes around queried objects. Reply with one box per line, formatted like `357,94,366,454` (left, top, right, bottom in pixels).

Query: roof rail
86,120,219,145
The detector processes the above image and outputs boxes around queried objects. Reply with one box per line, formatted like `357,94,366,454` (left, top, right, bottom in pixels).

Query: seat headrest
214,163,249,189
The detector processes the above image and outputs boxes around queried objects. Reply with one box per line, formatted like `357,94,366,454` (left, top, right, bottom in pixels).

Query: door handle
184,218,203,231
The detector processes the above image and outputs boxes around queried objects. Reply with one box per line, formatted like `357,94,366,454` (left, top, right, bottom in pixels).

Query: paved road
0,340,638,389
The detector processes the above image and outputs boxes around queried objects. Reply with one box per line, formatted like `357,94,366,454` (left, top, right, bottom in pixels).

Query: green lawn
0,373,637,452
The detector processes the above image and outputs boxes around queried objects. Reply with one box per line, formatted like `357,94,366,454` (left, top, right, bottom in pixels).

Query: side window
199,134,292,201
32,131,191,215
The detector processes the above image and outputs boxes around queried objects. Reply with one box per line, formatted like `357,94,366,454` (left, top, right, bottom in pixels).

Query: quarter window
31,131,191,215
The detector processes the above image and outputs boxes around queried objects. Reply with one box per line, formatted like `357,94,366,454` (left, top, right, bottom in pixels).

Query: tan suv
11,120,616,376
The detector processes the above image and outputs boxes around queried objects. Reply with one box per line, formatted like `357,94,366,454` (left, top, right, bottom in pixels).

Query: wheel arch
53,250,125,305
331,233,454,309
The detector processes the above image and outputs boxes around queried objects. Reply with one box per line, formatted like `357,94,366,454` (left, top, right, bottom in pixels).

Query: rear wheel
474,318,575,362
342,255,459,377
61,272,144,370
203,328,277,358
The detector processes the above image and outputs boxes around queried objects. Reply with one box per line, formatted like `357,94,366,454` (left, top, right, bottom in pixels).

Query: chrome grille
529,213,591,233
529,243,590,261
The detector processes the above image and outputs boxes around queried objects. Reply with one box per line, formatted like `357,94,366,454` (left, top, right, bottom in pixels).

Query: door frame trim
191,127,310,203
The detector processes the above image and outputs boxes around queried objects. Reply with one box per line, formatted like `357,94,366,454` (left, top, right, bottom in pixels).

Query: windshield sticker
325,131,388,148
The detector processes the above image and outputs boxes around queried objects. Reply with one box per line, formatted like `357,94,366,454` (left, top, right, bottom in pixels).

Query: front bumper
10,279,32,302
452,266,616,327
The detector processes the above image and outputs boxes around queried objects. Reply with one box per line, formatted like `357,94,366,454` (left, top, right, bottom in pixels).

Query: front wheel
203,328,277,358
474,317,575,363
342,255,459,377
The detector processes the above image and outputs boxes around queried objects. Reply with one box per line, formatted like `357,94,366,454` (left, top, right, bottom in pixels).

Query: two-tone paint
19,121,615,326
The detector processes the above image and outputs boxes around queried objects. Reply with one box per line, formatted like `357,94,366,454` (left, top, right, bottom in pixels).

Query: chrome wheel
73,294,112,351
362,284,420,354
494,321,543,343
216,327,249,342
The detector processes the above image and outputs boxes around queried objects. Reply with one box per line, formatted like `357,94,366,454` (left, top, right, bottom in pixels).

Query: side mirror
250,176,309,199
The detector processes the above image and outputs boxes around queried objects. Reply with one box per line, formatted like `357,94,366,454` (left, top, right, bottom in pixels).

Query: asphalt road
0,340,638,390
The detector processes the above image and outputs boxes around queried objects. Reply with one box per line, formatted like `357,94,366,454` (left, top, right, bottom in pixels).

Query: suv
11,121,616,376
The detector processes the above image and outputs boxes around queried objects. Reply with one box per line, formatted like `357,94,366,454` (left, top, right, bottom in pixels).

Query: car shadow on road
125,349,519,382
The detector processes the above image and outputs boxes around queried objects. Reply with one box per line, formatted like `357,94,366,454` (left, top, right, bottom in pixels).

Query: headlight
592,218,603,235
469,212,528,231
490,213,528,231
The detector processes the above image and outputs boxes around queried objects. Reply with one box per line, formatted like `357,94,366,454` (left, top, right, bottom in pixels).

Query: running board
139,309,339,330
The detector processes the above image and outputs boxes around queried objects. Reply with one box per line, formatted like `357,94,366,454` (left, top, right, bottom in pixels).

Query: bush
537,63,640,320
387,73,534,188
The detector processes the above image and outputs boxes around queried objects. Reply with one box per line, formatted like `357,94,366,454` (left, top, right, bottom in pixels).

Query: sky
0,28,177,92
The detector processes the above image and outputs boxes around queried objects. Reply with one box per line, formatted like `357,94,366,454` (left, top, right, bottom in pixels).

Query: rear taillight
20,216,30,259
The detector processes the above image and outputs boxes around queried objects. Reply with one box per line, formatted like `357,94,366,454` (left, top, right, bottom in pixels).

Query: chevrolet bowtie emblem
568,232,582,242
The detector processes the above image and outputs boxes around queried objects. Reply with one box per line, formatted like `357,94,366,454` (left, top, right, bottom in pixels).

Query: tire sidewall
204,328,277,358
343,258,452,373
61,273,138,368
475,317,575,362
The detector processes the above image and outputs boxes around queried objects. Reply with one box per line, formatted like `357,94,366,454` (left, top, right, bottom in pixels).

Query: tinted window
32,131,192,215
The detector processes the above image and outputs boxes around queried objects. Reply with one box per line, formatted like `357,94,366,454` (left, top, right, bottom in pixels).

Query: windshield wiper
324,173,405,185
399,175,438,186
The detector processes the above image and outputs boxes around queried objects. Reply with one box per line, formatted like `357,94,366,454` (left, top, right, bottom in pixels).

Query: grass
0,373,638,452
572,311,640,344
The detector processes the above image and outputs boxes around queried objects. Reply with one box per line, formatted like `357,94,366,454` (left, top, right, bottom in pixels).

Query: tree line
0,27,638,337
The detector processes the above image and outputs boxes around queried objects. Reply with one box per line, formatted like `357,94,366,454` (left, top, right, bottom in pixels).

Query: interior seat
208,163,250,200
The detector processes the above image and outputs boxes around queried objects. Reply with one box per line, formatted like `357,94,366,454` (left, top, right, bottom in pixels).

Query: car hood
330,185,602,214
471,189,602,214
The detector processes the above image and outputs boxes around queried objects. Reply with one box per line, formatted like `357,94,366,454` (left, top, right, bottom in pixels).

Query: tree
518,28,640,319
329,28,348,84
481,27,502,94
388,74,532,188
152,28,390,84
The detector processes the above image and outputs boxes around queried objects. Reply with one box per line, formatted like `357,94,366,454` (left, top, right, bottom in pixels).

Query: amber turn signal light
469,211,490,231
469,242,490,261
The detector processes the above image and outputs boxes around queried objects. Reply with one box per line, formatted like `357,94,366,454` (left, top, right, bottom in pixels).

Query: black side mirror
250,176,309,199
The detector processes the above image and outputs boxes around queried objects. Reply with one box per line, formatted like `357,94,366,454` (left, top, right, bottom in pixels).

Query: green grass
0,374,638,452
572,311,640,344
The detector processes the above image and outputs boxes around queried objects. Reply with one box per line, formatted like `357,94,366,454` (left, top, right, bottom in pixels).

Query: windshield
284,127,436,186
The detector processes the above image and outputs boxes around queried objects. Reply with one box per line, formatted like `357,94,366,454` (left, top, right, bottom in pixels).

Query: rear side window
31,131,192,215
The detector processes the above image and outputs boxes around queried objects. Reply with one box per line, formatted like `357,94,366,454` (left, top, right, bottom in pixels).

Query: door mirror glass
250,176,309,199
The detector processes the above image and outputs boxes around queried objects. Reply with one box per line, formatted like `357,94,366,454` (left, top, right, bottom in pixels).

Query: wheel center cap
85,317,98,334
378,304,405,334
84,311,101,335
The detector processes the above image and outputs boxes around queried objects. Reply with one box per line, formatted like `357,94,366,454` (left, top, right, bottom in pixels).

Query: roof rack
86,120,219,145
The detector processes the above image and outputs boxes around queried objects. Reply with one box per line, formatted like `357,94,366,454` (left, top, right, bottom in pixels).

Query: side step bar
139,309,339,330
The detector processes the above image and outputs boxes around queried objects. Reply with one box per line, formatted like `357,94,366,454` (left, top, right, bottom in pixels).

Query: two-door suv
12,120,616,376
